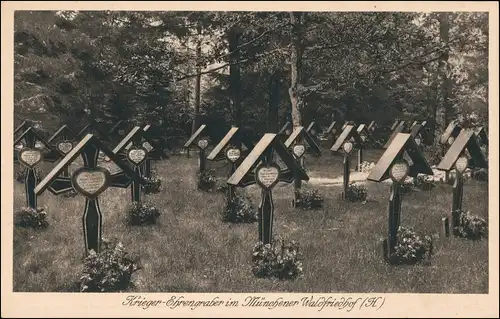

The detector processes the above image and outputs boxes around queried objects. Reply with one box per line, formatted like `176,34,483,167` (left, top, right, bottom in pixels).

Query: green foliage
222,192,258,223
252,238,303,280
80,239,141,292
126,202,161,226
197,169,217,192
14,206,48,229
143,175,163,195
454,210,488,240
471,168,488,182
390,226,433,265
295,188,324,209
345,182,368,202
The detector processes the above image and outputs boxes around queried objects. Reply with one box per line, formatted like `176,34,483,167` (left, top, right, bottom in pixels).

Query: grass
12,148,489,293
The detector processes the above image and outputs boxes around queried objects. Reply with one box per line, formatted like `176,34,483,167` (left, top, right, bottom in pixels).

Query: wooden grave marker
474,126,488,148
440,120,462,146
77,120,111,143
34,134,145,255
108,120,136,141
331,125,363,200
278,121,293,142
139,124,164,178
384,120,408,149
284,126,322,207
367,133,433,263
390,120,401,132
228,134,309,244
48,125,77,178
14,127,64,209
436,129,487,237
207,126,258,219
356,124,372,171
325,120,342,144
184,124,209,174
114,126,160,202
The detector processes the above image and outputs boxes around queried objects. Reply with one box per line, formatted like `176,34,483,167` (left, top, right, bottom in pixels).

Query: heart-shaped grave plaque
127,147,147,166
71,167,110,199
343,141,353,154
197,139,209,150
19,148,43,168
226,148,241,162
57,141,73,154
293,144,306,158
390,160,410,184
455,156,469,173
256,164,281,190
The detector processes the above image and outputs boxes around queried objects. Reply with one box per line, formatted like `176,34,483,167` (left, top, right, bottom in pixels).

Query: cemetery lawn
12,149,489,293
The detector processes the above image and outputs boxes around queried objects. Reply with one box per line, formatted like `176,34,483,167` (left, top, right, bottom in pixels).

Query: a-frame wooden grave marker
48,125,77,178
384,120,407,149
108,120,136,143
34,134,145,255
139,124,164,178
184,124,209,174
324,120,342,145
439,120,463,183
278,121,293,142
436,129,488,238
284,126,322,207
228,134,309,244
356,124,371,170
390,120,401,132
367,133,433,264
331,124,363,200
207,126,259,219
76,119,111,144
113,126,161,203
14,127,64,209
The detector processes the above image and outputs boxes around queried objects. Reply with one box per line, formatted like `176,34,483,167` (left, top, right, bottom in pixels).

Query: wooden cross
34,134,145,255
48,125,77,178
14,127,63,209
228,134,308,244
184,124,209,174
367,133,433,264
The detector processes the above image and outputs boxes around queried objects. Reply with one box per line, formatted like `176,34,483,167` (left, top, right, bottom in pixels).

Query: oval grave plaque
142,141,154,152
127,147,147,166
293,144,306,158
256,164,280,189
390,160,410,183
226,148,241,162
57,141,73,154
71,167,110,199
19,148,43,168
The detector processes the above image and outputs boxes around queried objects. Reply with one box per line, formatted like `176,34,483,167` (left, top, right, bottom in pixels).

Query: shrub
400,179,414,193
215,179,229,193
197,169,217,192
143,176,162,194
423,144,448,166
222,193,258,223
295,188,324,209
252,238,303,280
454,210,488,240
344,182,367,202
126,202,161,226
390,226,433,265
471,168,488,182
413,175,436,191
80,239,141,292
14,206,48,229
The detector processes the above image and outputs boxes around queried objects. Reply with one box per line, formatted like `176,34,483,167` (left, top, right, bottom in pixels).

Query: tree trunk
289,12,304,128
268,71,280,133
438,13,452,130
191,24,202,136
229,27,242,128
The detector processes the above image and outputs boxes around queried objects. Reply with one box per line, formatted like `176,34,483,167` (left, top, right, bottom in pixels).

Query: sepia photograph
2,1,498,318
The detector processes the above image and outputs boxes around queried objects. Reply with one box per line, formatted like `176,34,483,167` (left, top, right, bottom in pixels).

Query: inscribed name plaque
226,148,241,162
256,164,280,189
72,167,110,199
19,149,43,168
127,147,147,166
197,139,209,150
455,156,469,172
390,161,409,183
293,144,306,158
343,141,353,154
57,141,73,154
142,141,154,152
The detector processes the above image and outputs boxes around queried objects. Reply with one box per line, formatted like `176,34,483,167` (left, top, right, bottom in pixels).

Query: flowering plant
252,238,303,280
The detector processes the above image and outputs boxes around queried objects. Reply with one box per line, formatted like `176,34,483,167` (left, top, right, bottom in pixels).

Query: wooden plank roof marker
35,134,145,255
384,121,407,149
184,124,210,177
228,133,308,245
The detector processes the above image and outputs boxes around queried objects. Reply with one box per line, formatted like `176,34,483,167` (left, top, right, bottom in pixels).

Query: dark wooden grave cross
384,120,407,149
34,134,145,255
367,133,433,264
356,124,371,171
113,126,161,202
14,120,36,171
108,120,135,142
47,125,77,178
184,124,209,174
439,120,463,183
284,126,321,207
325,120,342,144
14,127,63,209
436,129,487,237
207,126,258,219
228,134,309,244
331,124,363,200
76,119,111,143
138,124,164,179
